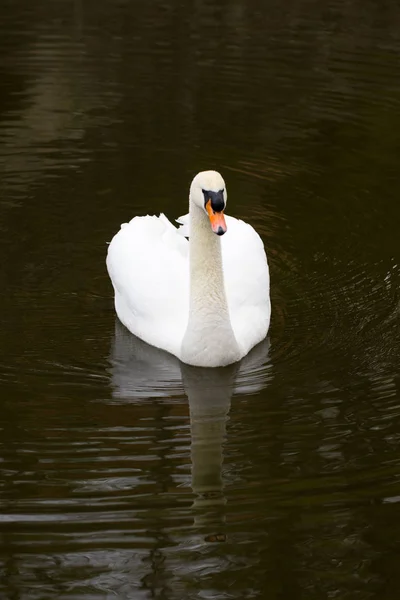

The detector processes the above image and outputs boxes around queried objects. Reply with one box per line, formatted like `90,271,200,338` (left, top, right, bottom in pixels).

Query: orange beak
205,199,227,235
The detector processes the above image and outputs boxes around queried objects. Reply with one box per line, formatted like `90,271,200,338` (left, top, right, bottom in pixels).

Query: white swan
106,170,270,367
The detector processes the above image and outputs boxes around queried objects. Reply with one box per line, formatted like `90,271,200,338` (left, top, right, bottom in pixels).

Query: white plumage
106,171,270,367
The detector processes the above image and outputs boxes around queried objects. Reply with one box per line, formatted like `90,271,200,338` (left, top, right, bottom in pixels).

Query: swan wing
221,216,270,353
106,214,189,357
221,216,270,352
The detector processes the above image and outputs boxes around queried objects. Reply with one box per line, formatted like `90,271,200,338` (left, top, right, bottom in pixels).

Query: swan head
189,170,227,236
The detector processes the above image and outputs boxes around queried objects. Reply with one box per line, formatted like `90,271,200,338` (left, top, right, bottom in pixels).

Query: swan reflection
110,320,272,538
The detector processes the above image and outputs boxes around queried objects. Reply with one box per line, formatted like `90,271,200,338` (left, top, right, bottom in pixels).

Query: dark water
1,0,400,598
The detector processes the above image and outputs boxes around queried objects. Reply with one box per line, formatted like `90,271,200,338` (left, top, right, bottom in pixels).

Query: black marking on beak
202,189,225,213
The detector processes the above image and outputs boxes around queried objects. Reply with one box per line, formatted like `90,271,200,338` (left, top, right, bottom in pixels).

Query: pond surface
1,1,400,598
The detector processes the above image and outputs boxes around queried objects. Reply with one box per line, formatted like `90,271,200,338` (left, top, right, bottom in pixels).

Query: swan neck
188,200,227,313
180,200,241,367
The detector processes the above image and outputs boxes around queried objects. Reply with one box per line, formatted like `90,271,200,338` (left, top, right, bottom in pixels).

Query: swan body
106,171,270,367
